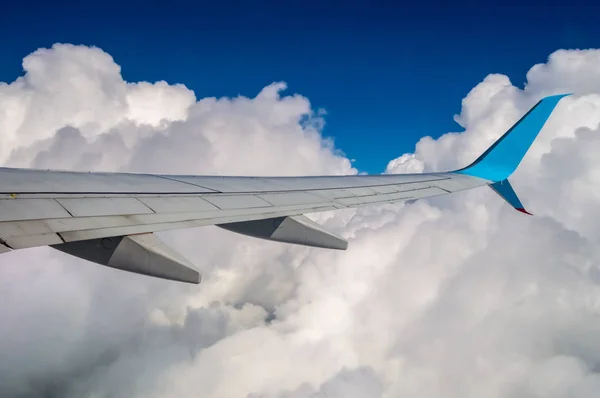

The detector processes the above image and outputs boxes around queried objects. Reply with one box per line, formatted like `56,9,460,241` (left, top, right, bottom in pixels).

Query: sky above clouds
3,0,600,173
2,43,600,398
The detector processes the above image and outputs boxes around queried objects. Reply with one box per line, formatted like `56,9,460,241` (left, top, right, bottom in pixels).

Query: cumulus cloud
1,43,600,398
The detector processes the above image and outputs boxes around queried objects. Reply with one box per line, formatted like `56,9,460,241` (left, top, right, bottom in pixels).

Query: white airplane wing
0,94,569,283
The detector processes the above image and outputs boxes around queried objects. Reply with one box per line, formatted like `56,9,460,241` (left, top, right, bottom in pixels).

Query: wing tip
455,93,570,182
515,207,533,216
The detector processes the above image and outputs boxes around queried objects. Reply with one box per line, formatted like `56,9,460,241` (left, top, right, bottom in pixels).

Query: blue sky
2,0,599,173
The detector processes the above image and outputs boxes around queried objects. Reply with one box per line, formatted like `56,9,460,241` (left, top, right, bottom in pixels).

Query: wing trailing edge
51,214,347,283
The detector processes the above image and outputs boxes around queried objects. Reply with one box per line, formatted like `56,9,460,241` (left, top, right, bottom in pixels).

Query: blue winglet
455,94,570,182
490,179,532,215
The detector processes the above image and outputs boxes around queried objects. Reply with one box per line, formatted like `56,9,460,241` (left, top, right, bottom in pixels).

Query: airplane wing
0,94,569,283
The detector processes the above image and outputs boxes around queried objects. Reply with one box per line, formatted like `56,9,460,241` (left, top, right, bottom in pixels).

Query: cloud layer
1,43,600,398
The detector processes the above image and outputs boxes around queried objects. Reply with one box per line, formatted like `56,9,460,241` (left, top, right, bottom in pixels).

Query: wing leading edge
0,94,569,283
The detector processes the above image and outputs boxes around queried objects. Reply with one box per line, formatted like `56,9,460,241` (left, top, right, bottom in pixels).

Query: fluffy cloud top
1,43,600,398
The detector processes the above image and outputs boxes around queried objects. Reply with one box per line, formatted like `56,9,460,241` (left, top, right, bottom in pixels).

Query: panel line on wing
56,197,156,217
154,174,222,193
55,199,75,217
56,232,67,243
0,236,13,250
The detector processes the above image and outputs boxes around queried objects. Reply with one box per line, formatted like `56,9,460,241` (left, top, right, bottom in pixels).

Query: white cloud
1,44,600,398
